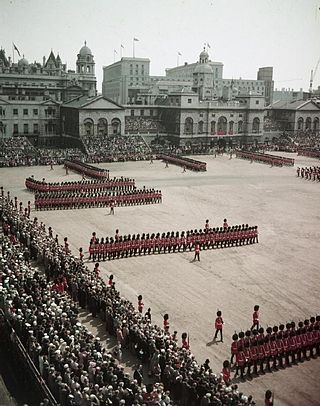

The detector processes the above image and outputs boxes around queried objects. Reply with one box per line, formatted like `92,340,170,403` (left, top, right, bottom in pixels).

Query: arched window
198,120,204,134
313,117,319,132
87,66,90,73
238,120,243,133
211,120,216,135
229,121,234,134
252,117,260,133
297,117,304,130
184,117,193,134
111,118,121,135
83,118,94,136
97,118,108,136
305,117,312,130
217,116,227,135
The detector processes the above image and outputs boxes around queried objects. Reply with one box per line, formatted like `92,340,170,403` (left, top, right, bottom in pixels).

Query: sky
1,0,320,93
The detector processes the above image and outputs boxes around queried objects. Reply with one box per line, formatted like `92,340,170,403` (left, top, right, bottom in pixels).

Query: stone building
267,99,320,134
0,43,96,140
102,47,271,106
61,95,125,138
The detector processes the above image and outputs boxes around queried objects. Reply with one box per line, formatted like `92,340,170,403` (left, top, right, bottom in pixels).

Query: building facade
0,43,96,139
102,57,150,105
267,99,320,134
102,48,271,107
61,95,125,138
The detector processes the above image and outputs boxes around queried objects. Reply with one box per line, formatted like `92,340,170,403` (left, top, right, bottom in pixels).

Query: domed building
77,41,95,75
0,42,97,141
18,56,29,68
192,48,214,100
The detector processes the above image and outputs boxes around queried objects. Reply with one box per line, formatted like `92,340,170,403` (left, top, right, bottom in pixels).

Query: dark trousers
214,328,223,341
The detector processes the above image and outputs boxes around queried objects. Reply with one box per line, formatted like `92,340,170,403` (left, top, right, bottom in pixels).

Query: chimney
43,56,46,67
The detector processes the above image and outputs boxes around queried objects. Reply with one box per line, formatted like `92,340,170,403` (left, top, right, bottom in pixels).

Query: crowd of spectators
0,137,85,167
125,117,158,134
0,192,254,405
82,135,151,163
0,137,38,167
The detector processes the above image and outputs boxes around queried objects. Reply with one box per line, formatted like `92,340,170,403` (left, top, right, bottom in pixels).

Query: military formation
297,148,320,159
88,222,259,261
296,166,320,182
34,188,162,210
25,176,136,192
64,160,109,179
158,153,207,171
235,150,294,166
232,316,320,380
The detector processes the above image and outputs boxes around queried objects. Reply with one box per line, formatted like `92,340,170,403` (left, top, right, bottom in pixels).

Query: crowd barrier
34,190,162,210
25,177,135,193
236,151,294,166
157,153,207,171
89,226,258,260
64,160,109,179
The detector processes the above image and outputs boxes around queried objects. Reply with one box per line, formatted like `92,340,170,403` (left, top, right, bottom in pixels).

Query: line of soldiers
297,149,320,159
88,224,258,261
25,176,136,192
34,188,162,210
64,159,109,179
236,150,294,167
158,153,207,171
232,317,320,379
296,166,320,182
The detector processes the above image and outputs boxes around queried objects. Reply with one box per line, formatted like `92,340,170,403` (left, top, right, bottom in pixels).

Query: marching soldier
251,305,260,331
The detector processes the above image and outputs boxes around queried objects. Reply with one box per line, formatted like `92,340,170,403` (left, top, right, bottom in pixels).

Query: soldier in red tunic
214,310,224,342
181,332,190,350
193,241,200,261
138,295,144,313
230,333,238,364
222,360,231,385
234,345,245,379
251,305,260,331
163,313,170,332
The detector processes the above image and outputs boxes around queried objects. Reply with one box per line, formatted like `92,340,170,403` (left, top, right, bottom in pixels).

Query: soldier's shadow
206,338,219,347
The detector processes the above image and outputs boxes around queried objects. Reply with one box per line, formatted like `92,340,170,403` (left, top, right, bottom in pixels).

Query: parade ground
2,152,320,405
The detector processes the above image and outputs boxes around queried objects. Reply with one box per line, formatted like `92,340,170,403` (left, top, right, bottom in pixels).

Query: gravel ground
1,152,320,406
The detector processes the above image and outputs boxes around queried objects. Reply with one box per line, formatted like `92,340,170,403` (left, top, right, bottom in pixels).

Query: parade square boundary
2,152,320,405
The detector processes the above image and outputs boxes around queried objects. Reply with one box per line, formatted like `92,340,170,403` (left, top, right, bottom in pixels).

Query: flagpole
133,39,135,58
12,43,14,64
177,53,179,67
120,46,122,58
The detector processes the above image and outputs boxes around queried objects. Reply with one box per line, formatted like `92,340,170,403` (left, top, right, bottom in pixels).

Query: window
212,113,215,117
230,114,233,117
150,110,153,117
23,109,28,115
200,113,203,117
188,98,192,104
33,123,39,133
0,108,5,116
176,98,179,103
140,109,144,116
256,100,259,105
23,124,29,134
33,109,38,115
13,124,18,133
130,109,134,116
